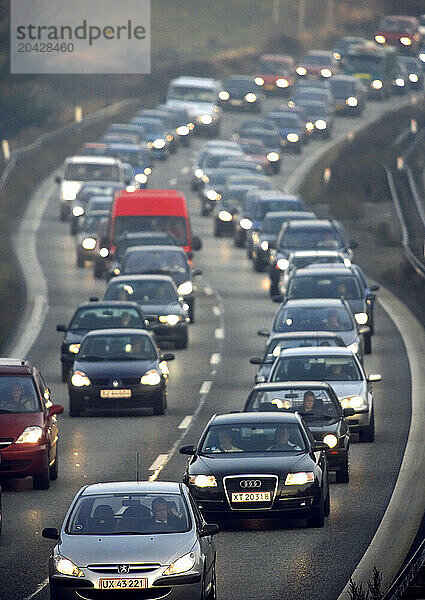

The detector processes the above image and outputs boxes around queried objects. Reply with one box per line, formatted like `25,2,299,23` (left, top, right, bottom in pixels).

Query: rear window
123,250,189,275
281,226,343,250
247,387,340,417
113,216,187,246
0,376,40,413
66,163,121,182
271,354,361,382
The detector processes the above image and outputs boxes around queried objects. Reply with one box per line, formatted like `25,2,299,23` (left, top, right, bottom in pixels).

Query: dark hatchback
244,382,353,482
68,329,174,417
219,75,264,111
180,412,330,527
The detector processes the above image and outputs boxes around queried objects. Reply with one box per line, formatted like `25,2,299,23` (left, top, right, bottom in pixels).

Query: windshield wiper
300,412,337,420
78,355,105,361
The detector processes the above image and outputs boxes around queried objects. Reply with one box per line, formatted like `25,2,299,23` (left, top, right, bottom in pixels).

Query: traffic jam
1,11,424,600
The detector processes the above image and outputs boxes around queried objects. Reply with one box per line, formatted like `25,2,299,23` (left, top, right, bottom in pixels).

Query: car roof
124,245,186,255
82,328,152,338
109,274,176,284
65,156,121,165
278,346,353,357
289,250,343,257
0,358,34,374
249,190,300,200
268,331,343,340
210,411,300,425
291,266,354,277
251,381,333,392
286,219,336,229
74,301,143,311
80,481,183,496
283,298,347,308
170,76,221,88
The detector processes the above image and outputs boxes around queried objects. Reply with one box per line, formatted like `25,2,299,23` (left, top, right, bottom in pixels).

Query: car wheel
253,258,265,272
204,562,217,600
233,232,244,247
359,409,375,442
59,207,67,222
188,302,195,324
213,222,222,237
306,495,325,528
335,457,349,483
269,279,279,297
93,261,104,279
61,363,69,383
76,251,85,268
324,483,331,516
33,467,50,490
49,446,59,481
175,332,188,349
153,393,165,416
69,395,81,417
364,332,372,354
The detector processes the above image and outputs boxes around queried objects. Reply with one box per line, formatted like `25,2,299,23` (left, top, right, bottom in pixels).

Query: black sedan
180,412,330,527
219,75,264,111
68,329,174,416
243,382,353,482
75,210,109,268
57,301,147,383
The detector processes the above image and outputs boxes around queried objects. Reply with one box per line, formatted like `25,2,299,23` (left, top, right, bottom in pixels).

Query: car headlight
340,395,365,410
372,79,383,90
296,66,307,76
396,78,405,87
99,247,109,258
72,206,84,217
69,343,81,354
163,552,196,576
194,168,204,179
176,125,189,136
355,312,368,325
254,77,264,86
81,237,96,250
240,218,253,230
177,281,193,295
321,68,332,78
159,360,169,377
144,167,152,175
260,240,269,251
400,37,411,46
71,371,91,387
16,426,43,444
62,181,81,202
267,151,280,162
206,189,220,201
219,90,229,100
276,258,289,270
375,35,386,44
135,173,148,184
285,472,314,485
166,134,174,142
189,474,217,487
54,556,84,578
315,120,327,130
202,174,210,183
347,342,359,354
159,314,181,326
276,78,289,88
420,53,425,63
140,370,161,386
323,434,338,448
409,73,419,82
112,267,121,275
333,52,341,60
346,96,358,107
218,210,232,222
198,114,213,125
126,185,137,193
306,121,315,131
287,133,299,143
152,138,166,149
245,92,257,102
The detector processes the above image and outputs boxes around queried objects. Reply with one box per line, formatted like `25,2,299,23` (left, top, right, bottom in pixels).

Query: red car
238,138,275,175
375,15,421,53
296,50,340,79
0,359,63,490
254,54,295,92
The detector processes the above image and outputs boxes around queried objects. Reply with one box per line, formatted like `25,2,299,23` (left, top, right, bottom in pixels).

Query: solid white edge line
178,415,193,429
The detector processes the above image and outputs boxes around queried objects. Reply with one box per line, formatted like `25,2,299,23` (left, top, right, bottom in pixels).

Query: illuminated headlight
400,37,411,46
159,314,181,326
285,472,314,485
159,360,169,377
71,371,91,387
245,93,257,103
166,134,174,142
420,53,425,63
340,395,365,410
218,210,232,222
177,281,193,295
296,66,307,76
219,90,229,100
306,122,315,131
81,237,96,250
188,122,195,130
113,267,121,275
260,240,269,251
198,114,213,125
355,312,368,325
315,120,327,130
347,342,359,354
195,168,204,179
54,556,84,578
163,552,196,576
69,343,81,354
99,247,109,258
144,167,152,175
323,434,338,448
343,258,351,267
396,78,405,87
372,79,383,90
72,206,84,217
346,96,358,107
321,68,332,78
176,125,189,136
240,218,253,230
267,151,280,162
189,474,218,488
333,52,341,60
287,133,299,143
135,173,148,184
206,189,220,201
16,426,43,444
409,74,419,82
152,138,166,149
276,78,289,88
277,258,289,270
62,181,81,201
126,185,136,193
375,35,386,44
140,370,161,386
254,77,264,86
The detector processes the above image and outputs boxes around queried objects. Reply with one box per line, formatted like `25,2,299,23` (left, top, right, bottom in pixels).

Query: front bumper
68,383,165,409
149,322,188,344
0,444,48,479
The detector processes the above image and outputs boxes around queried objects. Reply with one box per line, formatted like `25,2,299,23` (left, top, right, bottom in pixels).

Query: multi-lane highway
0,92,415,600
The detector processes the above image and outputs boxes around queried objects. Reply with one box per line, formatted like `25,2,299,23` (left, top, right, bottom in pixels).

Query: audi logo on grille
239,480,262,488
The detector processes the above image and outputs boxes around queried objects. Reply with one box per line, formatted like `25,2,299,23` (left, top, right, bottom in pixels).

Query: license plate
232,492,271,502
100,389,131,398
99,578,147,590
230,99,243,105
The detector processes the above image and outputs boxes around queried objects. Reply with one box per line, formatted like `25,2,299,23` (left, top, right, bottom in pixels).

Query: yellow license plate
100,389,132,398
232,492,271,502
99,578,147,590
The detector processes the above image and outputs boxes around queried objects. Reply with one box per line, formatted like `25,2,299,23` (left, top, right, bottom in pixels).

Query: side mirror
192,269,202,277
179,444,196,455
42,527,59,540
56,324,66,332
49,404,64,417
160,352,175,362
370,284,379,292
368,373,382,383
272,295,284,303
313,441,328,452
192,236,202,251
249,357,262,365
89,297,99,302
343,407,355,418
200,523,219,537
55,176,61,184
257,329,270,337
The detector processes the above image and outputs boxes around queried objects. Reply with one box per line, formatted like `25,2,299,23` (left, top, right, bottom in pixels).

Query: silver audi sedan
42,481,218,600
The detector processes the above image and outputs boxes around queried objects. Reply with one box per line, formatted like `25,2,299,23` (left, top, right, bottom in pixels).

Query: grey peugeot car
42,481,218,600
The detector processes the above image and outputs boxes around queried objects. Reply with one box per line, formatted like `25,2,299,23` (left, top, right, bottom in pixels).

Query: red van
375,15,421,53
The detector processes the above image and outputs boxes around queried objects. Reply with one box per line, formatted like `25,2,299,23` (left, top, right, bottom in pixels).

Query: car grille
90,378,141,387
223,474,278,510
88,563,160,574
0,439,14,449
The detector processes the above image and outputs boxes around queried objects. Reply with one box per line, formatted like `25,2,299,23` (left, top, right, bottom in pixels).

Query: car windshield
254,200,303,220
281,227,343,249
247,388,340,417
379,18,414,32
81,214,107,233
201,423,307,453
269,115,301,128
69,307,144,331
67,492,190,535
123,250,189,275
228,176,270,189
345,54,384,72
109,149,146,166
170,86,215,102
86,198,113,213
104,280,178,305
264,335,343,360
240,141,266,154
66,164,121,182
302,54,333,66
0,376,40,413
271,355,362,382
294,91,328,102
113,216,187,246
274,306,353,332
287,275,361,300
291,255,344,269
224,79,256,91
301,104,328,118
257,60,291,74
79,334,157,361
330,80,355,95
116,235,178,259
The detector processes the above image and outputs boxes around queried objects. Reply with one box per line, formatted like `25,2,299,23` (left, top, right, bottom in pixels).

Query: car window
281,227,343,250
123,250,189,275
264,335,343,359
291,255,344,269
69,306,144,330
288,275,361,300
271,355,362,382
0,376,40,413
105,280,178,305
201,423,306,453
113,216,187,246
274,306,353,332
66,164,121,182
247,387,340,417
79,334,157,361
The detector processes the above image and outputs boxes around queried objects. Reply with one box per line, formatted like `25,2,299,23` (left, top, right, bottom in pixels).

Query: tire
253,258,266,272
335,456,349,483
175,332,188,349
234,232,244,248
0,494,2,533
61,363,69,384
201,204,210,217
213,222,222,237
204,562,217,600
359,409,375,442
93,261,104,279
69,395,81,417
306,495,325,528
49,446,59,481
76,251,85,268
33,467,50,490
269,279,279,297
152,393,165,416
70,220,77,235
364,332,372,354
324,484,331,516
188,301,195,324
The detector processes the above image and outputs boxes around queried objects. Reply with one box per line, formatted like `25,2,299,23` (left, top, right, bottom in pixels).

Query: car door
35,370,59,465
189,494,215,586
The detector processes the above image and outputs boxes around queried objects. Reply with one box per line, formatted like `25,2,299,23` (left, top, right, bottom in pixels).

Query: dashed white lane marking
199,380,212,395
213,306,222,316
178,415,193,429
215,328,224,339
204,286,213,295
149,454,169,471
23,578,48,599
169,177,177,185
181,166,190,174
210,353,221,365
